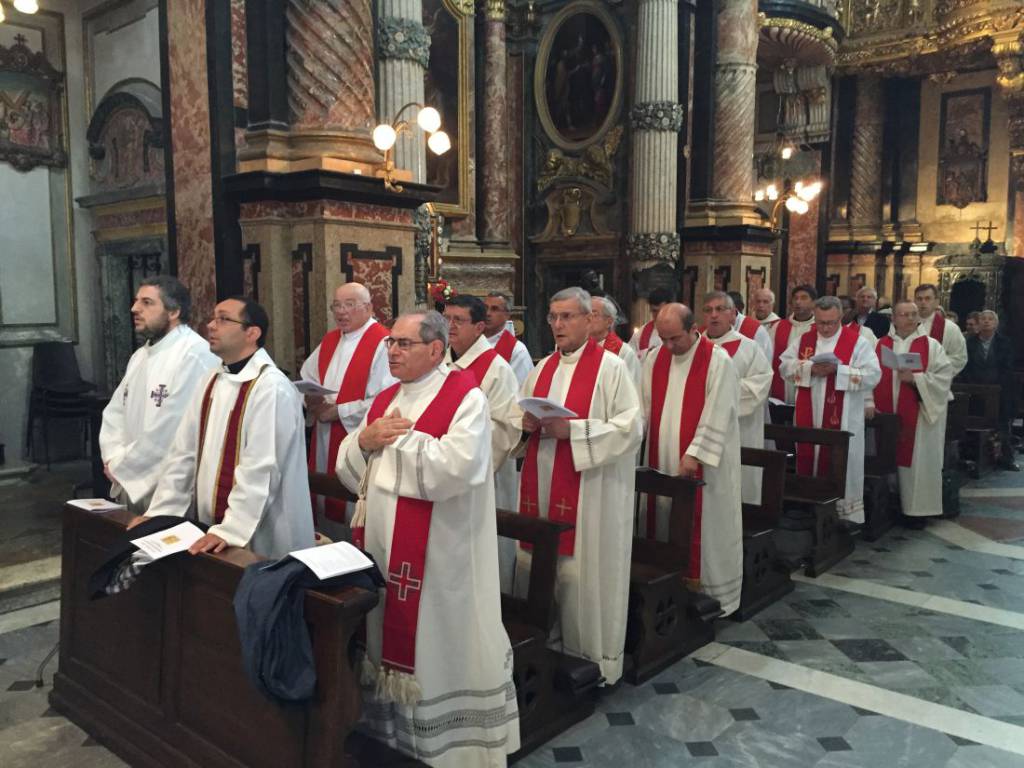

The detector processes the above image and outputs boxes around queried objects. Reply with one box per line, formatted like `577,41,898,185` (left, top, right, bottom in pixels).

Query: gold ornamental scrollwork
536,125,623,192
484,0,505,21
758,15,838,53
450,0,475,16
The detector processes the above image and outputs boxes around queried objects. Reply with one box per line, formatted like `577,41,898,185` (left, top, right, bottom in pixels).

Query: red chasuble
928,313,945,343
769,318,794,400
874,335,930,467
494,330,517,362
463,347,498,385
519,338,604,556
307,324,389,522
737,315,760,341
197,369,266,523
602,331,625,354
363,370,478,677
638,321,655,351
794,325,860,477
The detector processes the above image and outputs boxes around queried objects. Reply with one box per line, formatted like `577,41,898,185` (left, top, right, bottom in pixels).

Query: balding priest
336,311,519,766
766,284,818,404
704,292,772,506
780,296,882,524
641,303,743,616
872,301,954,526
914,283,967,375
514,286,642,685
101,276,219,514
752,287,779,326
300,282,393,536
727,290,774,363
483,290,533,385
134,298,315,558
629,287,673,358
590,294,642,390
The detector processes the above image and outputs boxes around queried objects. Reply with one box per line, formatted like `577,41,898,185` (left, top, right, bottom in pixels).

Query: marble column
848,75,884,239
377,0,429,182
627,0,683,286
480,0,510,244
995,38,1024,256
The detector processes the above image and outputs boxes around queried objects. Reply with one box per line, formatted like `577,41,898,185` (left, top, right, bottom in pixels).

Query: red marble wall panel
786,152,822,291
349,256,397,323
238,200,414,226
96,207,166,231
508,54,524,261
231,0,247,152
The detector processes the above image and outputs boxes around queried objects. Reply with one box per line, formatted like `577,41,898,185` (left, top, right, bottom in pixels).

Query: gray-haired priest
512,286,643,686
336,310,519,767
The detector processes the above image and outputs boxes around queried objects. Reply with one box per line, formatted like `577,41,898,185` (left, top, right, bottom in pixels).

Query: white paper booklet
67,498,126,513
810,352,841,366
288,541,375,580
131,521,206,560
880,345,923,371
517,397,578,420
293,380,338,397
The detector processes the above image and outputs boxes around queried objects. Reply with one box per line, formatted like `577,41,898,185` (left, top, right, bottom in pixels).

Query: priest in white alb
483,291,533,385
589,294,642,391
641,303,744,616
336,311,519,767
134,298,314,559
629,287,672,359
766,284,818,404
727,290,774,363
101,276,219,513
872,301,953,524
513,287,642,685
914,283,967,375
752,287,780,327
299,282,393,536
703,292,772,506
443,294,522,591
780,296,882,524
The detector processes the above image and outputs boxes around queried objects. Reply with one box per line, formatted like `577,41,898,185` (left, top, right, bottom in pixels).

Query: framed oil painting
535,1,623,152
936,88,990,209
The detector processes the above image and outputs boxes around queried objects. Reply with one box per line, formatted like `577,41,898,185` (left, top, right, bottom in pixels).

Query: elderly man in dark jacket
959,310,1019,470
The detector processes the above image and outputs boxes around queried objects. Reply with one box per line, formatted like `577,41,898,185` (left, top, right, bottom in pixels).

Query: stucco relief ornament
377,18,431,68
625,232,681,263
629,101,685,132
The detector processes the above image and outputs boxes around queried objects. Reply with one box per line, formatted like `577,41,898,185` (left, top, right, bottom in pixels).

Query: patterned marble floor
1,466,1023,767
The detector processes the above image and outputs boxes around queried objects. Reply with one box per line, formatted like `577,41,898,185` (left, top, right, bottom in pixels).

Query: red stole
928,313,945,343
737,315,760,341
364,371,478,677
307,324,389,522
494,330,517,362
794,325,860,477
639,321,655,351
769,318,794,400
874,335,930,467
646,337,714,581
197,368,266,523
722,339,742,357
602,331,624,355
519,339,604,556
463,347,498,385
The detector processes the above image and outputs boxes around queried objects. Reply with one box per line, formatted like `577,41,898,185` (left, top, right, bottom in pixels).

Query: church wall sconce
372,102,450,193
754,178,822,233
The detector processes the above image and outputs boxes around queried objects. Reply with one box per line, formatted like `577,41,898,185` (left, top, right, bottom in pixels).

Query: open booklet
67,498,126,513
285,541,375,580
517,396,578,420
130,521,206,561
292,380,338,397
809,351,841,366
880,345,923,371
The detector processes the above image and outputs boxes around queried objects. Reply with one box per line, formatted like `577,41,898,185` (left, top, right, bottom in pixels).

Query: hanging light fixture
372,102,449,193
13,0,40,14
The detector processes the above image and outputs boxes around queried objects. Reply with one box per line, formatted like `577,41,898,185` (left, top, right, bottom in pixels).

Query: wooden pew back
633,467,703,574
309,471,358,503
864,412,901,477
495,510,570,635
740,447,788,530
952,383,1001,430
764,424,850,504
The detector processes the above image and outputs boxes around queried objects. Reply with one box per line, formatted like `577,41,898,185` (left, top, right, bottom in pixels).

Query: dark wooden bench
764,424,854,577
625,468,722,684
952,383,1001,478
735,447,793,621
495,511,600,760
942,390,970,517
863,413,901,541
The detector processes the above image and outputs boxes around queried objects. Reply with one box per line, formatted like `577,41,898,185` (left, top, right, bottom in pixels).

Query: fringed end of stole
374,665,422,707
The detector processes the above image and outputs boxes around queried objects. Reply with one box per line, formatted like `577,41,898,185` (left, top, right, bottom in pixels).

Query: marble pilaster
994,38,1024,256
848,75,884,240
480,0,510,244
377,0,428,182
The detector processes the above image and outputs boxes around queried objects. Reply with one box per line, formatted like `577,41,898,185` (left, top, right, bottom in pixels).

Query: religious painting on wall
535,1,623,152
936,88,990,209
0,33,66,173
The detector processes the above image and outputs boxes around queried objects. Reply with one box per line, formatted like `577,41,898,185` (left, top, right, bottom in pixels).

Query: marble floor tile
774,640,857,667
950,685,1024,717
713,723,827,767
886,636,967,662
855,661,942,690
632,692,735,743
842,717,958,767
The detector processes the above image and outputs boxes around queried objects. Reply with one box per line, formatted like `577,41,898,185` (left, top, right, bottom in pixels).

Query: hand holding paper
517,396,577,420
293,380,338,397
130,521,206,560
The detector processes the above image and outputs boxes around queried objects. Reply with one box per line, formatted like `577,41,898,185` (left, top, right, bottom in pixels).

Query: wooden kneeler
952,383,1002,479
734,447,793,621
862,413,901,541
625,468,722,685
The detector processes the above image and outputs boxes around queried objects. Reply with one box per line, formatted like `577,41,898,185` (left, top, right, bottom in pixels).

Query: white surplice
875,330,953,517
733,311,774,364
767,315,815,404
629,320,661,360
709,329,772,506
487,330,533,386
336,366,519,768
919,312,967,375
759,312,781,327
145,348,315,558
599,335,642,393
299,318,395,529
641,341,744,616
100,325,219,513
447,334,522,592
512,345,643,684
779,331,882,523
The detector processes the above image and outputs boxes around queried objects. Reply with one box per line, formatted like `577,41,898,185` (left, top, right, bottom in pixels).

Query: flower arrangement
429,279,456,311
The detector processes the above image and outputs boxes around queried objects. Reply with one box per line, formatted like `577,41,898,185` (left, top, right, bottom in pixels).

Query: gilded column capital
484,0,505,22
630,102,685,132
993,40,1024,94
625,232,681,263
377,17,431,69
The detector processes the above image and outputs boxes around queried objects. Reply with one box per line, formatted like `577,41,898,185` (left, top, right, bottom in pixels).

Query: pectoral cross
387,562,422,602
150,384,168,407
554,498,574,518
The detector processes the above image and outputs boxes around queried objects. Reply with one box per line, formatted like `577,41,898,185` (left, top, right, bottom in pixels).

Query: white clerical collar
919,312,939,326
759,312,780,324
221,347,274,382
890,327,923,342
558,341,587,363
790,315,814,326
708,328,740,345
343,316,376,340
402,364,446,394
450,334,490,368
145,324,185,357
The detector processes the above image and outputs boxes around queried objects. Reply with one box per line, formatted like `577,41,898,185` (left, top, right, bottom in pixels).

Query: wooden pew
764,424,854,577
734,447,793,621
862,413,901,541
51,504,382,768
495,511,599,760
952,383,1001,478
626,468,722,684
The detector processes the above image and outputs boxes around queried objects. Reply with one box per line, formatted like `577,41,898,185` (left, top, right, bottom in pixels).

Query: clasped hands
359,408,413,452
304,394,340,423
810,362,837,378
522,412,571,440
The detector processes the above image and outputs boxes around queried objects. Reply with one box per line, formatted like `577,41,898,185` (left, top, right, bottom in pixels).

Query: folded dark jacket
233,554,384,706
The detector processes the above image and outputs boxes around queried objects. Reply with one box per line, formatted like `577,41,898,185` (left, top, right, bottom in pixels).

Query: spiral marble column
480,0,510,243
377,0,429,182
848,75,884,239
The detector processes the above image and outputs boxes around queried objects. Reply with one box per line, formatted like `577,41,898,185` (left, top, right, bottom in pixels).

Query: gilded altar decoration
0,33,65,173
936,88,990,209
537,124,622,191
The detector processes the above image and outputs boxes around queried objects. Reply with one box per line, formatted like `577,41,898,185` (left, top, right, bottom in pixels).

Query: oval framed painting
534,1,623,152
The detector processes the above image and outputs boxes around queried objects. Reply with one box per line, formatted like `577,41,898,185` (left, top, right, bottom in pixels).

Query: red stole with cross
307,324,389,522
769,318,794,399
463,347,498,385
519,338,604,556
928,313,945,343
197,368,266,523
494,330,517,362
737,315,760,341
647,336,713,580
602,331,624,355
875,335,930,467
794,325,860,476
364,370,478,678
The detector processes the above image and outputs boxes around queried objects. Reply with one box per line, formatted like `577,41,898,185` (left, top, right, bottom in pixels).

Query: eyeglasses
547,312,587,325
208,315,248,327
444,315,476,327
330,300,369,311
384,337,430,351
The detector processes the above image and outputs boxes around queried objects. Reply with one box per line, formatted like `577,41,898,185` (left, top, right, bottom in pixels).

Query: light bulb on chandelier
14,0,40,13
